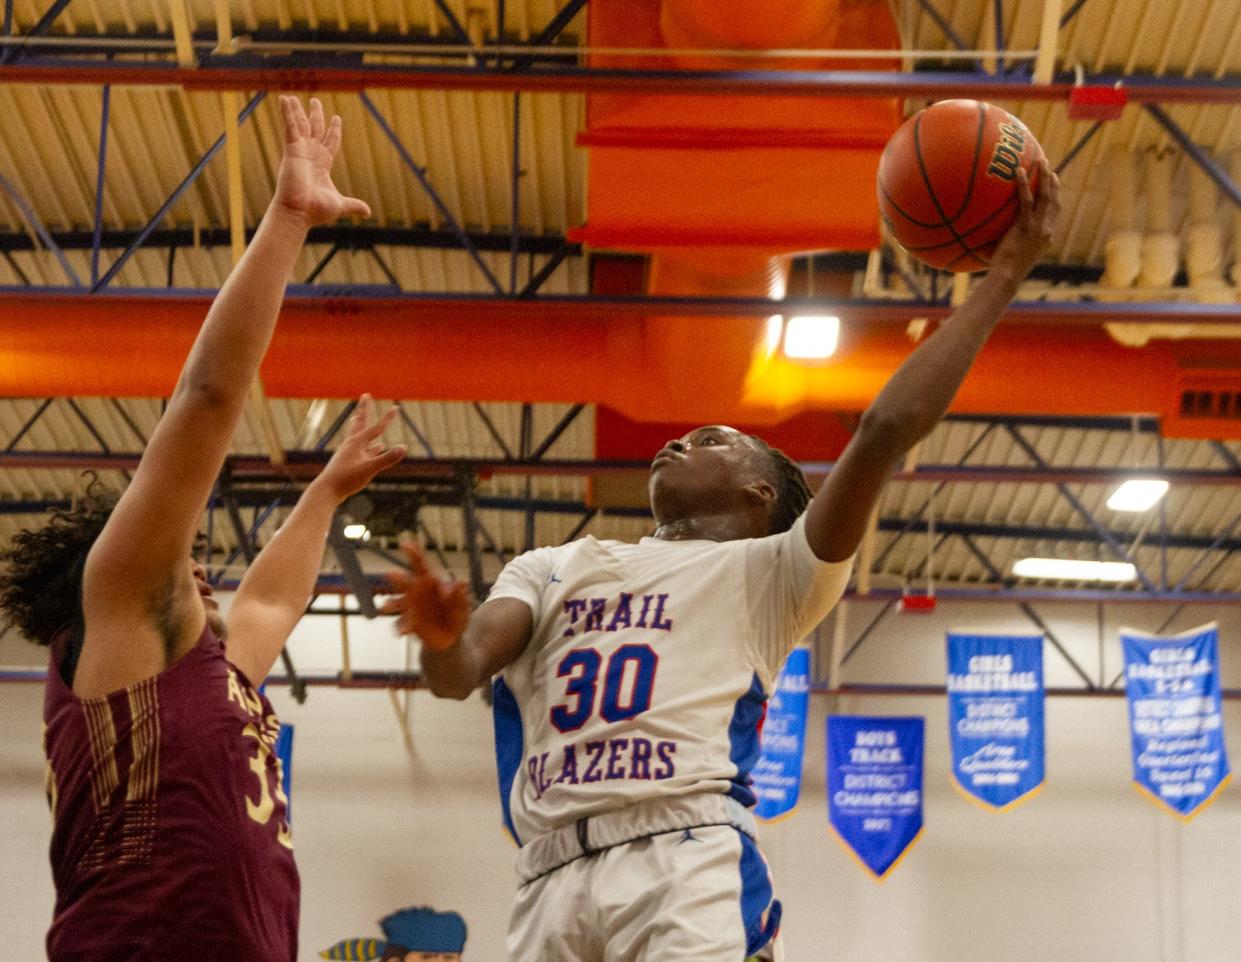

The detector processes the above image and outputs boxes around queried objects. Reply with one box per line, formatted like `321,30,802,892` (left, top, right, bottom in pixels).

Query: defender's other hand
379,542,471,651
315,394,405,502
275,95,372,227
989,159,1061,282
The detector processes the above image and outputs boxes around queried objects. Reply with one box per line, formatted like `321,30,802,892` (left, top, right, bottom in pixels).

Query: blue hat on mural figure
381,906,468,953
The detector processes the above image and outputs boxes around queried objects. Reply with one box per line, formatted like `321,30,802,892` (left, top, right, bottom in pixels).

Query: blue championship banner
1122,623,1231,820
754,647,811,821
827,716,924,879
946,632,1045,811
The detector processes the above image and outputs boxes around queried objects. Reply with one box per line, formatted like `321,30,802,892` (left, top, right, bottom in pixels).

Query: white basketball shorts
507,793,782,961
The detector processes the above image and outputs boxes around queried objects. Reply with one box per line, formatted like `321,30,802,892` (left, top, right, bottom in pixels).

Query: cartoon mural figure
320,906,467,961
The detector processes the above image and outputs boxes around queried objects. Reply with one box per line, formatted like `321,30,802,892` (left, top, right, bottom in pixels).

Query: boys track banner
946,632,1045,811
827,715,924,879
754,647,811,821
1121,623,1231,820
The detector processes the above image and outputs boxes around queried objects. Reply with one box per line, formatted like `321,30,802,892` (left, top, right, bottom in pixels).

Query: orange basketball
877,99,1044,272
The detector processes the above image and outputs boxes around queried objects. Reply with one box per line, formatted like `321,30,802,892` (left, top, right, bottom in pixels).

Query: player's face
648,425,766,520
189,557,227,640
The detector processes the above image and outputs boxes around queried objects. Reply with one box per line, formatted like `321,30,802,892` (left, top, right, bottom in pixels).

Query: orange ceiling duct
571,0,903,432
5,293,1241,437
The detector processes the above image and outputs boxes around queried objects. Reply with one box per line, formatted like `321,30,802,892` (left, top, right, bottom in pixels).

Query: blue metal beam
0,170,81,285
1210,440,1241,472
429,0,472,47
944,413,1161,432
3,398,52,452
873,422,997,571
874,516,1241,554
518,244,574,297
471,403,514,460
0,0,71,64
509,92,521,294
530,404,586,461
1144,103,1241,212
2,61,1239,104
1005,424,1158,592
1059,0,1089,28
2,450,1239,489
1170,509,1241,593
358,91,504,294
992,0,1005,74
396,403,436,458
507,0,590,72
312,400,358,451
911,0,971,51
0,224,578,255
3,493,1237,558
65,398,110,453
90,84,111,286
92,91,266,291
1056,121,1104,174
1018,601,1096,688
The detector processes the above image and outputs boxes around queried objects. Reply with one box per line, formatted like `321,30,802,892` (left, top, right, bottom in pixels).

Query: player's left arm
804,161,1060,563
225,396,405,684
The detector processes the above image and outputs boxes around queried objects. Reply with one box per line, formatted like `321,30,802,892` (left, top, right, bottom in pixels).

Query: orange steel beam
2,292,1239,428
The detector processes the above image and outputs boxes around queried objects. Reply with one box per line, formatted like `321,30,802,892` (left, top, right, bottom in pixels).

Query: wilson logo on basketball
986,122,1027,181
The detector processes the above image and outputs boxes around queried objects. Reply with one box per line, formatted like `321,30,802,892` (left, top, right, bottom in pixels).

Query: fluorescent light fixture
1106,478,1169,512
1011,557,1137,582
783,315,840,360
342,523,371,541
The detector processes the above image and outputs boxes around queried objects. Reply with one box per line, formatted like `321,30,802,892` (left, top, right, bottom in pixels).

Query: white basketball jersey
487,514,852,844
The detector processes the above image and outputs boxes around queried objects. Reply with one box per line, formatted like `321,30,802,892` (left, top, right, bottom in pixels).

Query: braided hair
747,435,812,535
0,474,117,648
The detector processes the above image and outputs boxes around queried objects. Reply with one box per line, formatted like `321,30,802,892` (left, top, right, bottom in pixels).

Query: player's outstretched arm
76,97,371,698
804,161,1060,564
227,396,405,686
380,545,532,700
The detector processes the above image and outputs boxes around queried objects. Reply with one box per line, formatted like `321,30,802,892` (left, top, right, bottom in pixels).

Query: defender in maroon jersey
0,98,401,961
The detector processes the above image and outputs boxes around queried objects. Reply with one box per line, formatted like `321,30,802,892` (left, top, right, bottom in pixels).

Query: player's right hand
274,95,372,227
989,158,1060,281
379,542,470,651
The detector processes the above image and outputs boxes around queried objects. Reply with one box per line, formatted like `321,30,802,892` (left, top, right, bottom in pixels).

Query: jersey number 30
550,644,658,732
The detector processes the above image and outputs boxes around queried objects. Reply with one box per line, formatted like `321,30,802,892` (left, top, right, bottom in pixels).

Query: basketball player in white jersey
383,162,1059,961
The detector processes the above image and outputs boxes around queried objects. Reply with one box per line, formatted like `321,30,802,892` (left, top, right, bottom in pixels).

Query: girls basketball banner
827,715,923,879
946,632,1045,810
1122,623,1231,820
754,647,811,821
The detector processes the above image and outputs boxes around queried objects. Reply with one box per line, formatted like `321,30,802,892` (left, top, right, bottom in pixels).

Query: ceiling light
1011,558,1137,582
1106,479,1169,512
343,523,371,541
783,315,840,360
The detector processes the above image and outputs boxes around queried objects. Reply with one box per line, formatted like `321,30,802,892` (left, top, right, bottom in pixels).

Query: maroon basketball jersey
43,624,299,961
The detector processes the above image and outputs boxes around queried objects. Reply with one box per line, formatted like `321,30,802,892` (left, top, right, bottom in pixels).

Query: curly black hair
0,474,117,650
747,436,813,535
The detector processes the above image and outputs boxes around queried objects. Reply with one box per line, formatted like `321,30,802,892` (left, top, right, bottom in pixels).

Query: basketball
877,99,1045,272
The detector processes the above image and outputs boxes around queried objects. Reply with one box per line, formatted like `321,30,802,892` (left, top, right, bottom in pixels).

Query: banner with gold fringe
946,632,1045,811
1122,623,1231,820
827,715,923,879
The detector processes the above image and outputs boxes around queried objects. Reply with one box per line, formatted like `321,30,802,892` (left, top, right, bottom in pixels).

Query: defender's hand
275,95,372,227
989,159,1060,282
380,542,471,651
314,394,405,503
